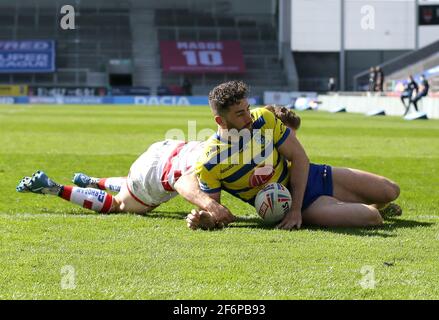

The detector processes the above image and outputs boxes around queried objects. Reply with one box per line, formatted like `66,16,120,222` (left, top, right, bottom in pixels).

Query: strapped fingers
186,209,202,230
186,215,196,223
187,215,200,225
187,222,196,230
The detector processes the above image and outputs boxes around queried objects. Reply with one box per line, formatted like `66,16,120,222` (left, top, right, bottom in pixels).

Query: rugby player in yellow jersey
15,104,298,224
187,81,401,230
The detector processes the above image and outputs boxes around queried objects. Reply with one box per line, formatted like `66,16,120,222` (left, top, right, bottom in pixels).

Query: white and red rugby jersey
159,140,205,192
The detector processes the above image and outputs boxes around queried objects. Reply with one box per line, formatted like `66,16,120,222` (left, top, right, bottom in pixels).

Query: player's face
223,99,252,131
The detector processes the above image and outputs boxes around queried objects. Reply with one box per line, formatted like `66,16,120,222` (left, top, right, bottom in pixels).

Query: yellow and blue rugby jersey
195,107,291,205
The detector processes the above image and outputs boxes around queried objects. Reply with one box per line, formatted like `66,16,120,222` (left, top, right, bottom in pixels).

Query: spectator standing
375,66,384,92
368,67,377,92
328,77,336,92
182,77,192,96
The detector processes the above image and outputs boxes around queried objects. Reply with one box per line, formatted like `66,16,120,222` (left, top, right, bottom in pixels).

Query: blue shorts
301,163,334,210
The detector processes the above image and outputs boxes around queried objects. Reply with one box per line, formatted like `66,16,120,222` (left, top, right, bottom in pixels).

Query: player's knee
110,197,123,213
384,180,400,202
114,194,155,214
368,210,383,226
372,214,384,226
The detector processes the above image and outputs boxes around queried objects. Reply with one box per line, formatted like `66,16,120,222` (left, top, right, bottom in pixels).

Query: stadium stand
156,9,290,96
0,1,292,97
0,1,132,87
384,52,439,93
354,39,439,93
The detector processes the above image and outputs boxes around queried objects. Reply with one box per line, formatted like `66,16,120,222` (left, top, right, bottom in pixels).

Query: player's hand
186,209,220,230
265,105,301,130
277,209,302,230
206,202,236,225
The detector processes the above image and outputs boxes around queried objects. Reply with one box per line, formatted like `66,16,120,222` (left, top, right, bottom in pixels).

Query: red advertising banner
160,41,246,73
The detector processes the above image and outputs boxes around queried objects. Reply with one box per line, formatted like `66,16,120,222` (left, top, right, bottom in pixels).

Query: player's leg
331,167,400,211
302,196,383,227
401,95,407,107
17,170,155,214
416,92,425,111
411,94,422,112
111,181,157,214
401,96,410,115
17,171,114,214
72,173,125,193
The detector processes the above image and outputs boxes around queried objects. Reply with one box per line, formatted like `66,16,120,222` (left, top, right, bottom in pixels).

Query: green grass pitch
0,104,438,299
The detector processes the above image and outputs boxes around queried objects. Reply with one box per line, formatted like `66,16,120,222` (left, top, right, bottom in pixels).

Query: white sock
97,177,125,192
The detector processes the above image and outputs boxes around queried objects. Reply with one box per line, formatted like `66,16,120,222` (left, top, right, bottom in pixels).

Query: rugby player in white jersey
15,140,233,221
16,106,299,229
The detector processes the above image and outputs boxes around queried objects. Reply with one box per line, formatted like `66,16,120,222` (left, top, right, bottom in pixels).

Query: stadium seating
0,3,290,95
0,3,132,87
156,9,289,96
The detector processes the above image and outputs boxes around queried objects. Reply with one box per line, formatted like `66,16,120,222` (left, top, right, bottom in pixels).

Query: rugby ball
254,183,292,223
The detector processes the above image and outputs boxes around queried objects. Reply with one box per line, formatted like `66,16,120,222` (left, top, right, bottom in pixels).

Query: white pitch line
0,213,109,219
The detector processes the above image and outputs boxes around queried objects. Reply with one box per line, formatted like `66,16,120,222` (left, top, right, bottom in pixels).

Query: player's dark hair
208,80,249,116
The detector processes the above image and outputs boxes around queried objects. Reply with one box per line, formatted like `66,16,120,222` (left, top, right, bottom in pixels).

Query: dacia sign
130,96,260,106
134,96,191,106
0,97,14,104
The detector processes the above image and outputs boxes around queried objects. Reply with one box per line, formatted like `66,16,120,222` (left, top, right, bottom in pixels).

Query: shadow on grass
304,218,434,238
229,216,434,238
230,216,279,230
56,209,188,219
60,210,434,238
142,210,188,220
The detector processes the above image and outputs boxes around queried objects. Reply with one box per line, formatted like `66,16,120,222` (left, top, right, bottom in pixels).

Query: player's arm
277,131,310,230
174,173,220,211
174,173,235,229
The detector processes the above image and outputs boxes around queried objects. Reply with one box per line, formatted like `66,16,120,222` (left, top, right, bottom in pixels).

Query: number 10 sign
160,41,246,73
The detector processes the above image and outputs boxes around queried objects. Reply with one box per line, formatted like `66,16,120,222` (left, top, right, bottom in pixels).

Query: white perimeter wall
318,94,439,119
